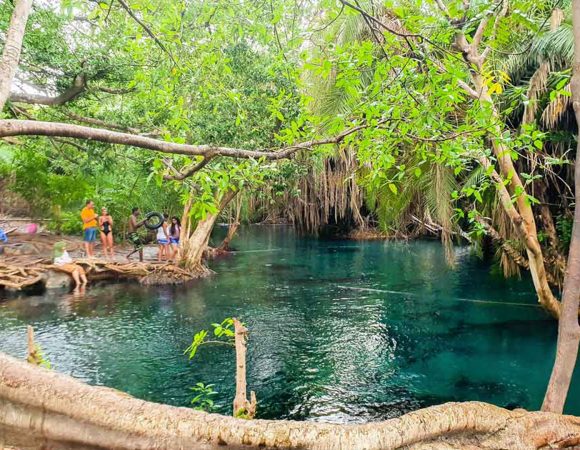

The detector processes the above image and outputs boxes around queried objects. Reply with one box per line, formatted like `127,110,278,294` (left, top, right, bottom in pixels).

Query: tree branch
472,15,490,49
116,0,179,66
95,85,135,94
433,0,452,19
9,74,87,106
0,119,382,161
163,156,214,180
481,0,509,61
61,110,141,134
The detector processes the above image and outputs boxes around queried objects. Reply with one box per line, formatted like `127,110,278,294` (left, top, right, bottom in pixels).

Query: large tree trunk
179,190,237,272
1,352,580,449
542,0,580,413
0,0,32,111
451,24,561,317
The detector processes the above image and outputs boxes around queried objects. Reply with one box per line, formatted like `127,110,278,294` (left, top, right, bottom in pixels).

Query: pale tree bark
232,318,256,418
9,74,87,106
447,1,561,317
0,0,33,111
1,352,580,449
179,190,238,272
542,0,580,413
0,119,378,161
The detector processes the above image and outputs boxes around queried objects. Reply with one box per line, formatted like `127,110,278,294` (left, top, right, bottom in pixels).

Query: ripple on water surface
0,226,579,422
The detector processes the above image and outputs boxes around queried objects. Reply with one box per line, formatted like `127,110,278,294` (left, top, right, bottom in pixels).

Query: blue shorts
170,238,179,245
158,239,169,245
83,227,97,242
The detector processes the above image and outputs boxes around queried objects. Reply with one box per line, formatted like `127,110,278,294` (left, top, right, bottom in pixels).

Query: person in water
53,241,87,288
127,207,146,262
80,200,98,258
156,213,170,262
99,207,114,259
169,216,181,261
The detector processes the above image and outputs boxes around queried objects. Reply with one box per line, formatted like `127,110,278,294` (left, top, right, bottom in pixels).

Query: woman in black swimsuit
99,207,114,259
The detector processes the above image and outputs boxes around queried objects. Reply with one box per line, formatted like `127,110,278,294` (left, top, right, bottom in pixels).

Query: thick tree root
1,352,579,449
0,260,202,290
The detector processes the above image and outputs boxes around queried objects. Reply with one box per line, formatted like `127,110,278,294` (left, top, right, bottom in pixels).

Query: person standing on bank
127,207,146,262
156,213,170,262
80,200,98,258
99,207,114,259
169,216,181,261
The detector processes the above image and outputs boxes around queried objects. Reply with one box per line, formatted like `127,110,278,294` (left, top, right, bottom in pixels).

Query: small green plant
184,318,235,359
185,318,236,412
190,382,218,411
28,343,51,369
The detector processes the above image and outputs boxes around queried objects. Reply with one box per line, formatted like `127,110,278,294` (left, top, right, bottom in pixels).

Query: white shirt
157,224,168,240
54,251,73,266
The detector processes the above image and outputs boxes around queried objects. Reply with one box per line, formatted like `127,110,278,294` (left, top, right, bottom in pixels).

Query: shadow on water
0,225,578,423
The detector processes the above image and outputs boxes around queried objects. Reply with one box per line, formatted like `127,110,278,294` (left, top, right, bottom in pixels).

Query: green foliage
185,330,208,360
184,318,237,413
557,214,573,251
28,344,52,369
190,382,218,412
185,318,235,360
2,0,576,284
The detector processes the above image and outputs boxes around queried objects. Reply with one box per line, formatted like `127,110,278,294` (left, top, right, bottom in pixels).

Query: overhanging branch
0,119,384,161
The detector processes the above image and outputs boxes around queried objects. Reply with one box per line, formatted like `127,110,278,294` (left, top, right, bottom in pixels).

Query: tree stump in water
232,318,257,419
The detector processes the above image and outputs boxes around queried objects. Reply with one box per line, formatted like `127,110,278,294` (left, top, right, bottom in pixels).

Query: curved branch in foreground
1,352,580,449
0,119,378,160
9,74,87,106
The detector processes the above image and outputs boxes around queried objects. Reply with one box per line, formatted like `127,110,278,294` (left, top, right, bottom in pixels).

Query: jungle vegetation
2,0,580,446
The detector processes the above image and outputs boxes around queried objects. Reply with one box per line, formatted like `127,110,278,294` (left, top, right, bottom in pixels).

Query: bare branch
61,110,141,134
433,0,451,19
9,74,87,106
338,0,424,40
163,157,214,180
95,85,135,94
0,119,383,161
472,15,491,48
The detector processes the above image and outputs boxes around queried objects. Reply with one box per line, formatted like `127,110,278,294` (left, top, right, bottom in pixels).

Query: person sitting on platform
53,241,88,288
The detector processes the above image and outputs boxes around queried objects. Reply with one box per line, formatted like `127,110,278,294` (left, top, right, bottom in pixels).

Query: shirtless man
127,207,146,262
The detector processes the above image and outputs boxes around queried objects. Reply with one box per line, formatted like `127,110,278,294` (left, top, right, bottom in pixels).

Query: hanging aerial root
1,352,580,449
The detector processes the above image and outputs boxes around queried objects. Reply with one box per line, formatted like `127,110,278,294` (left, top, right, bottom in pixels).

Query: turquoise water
0,226,578,421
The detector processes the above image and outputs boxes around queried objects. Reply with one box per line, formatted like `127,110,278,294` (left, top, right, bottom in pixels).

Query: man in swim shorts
80,200,98,258
127,207,146,262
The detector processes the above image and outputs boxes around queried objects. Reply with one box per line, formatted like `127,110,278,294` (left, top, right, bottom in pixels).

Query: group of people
80,200,114,259
127,206,182,262
79,200,182,262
